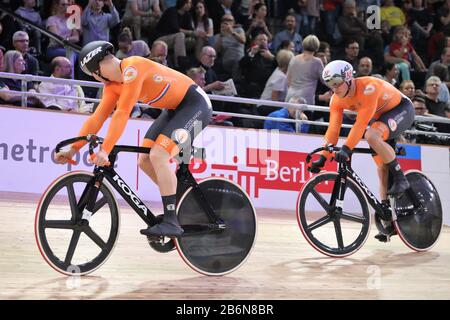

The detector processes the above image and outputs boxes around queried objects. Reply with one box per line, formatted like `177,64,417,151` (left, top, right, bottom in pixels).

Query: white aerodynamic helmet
322,60,354,87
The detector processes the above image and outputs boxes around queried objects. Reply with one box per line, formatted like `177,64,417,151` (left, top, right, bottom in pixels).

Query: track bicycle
35,135,257,276
296,145,443,257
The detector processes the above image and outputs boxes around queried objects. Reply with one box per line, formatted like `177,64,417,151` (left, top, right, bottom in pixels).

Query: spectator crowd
0,0,449,144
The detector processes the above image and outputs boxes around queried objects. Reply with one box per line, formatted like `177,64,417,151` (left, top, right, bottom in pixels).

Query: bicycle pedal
374,233,390,243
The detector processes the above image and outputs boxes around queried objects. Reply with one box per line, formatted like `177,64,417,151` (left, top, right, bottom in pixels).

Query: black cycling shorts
143,85,212,156
372,97,415,141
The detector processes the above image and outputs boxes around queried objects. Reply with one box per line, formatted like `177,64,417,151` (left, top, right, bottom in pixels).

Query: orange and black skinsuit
72,56,212,156
322,76,414,166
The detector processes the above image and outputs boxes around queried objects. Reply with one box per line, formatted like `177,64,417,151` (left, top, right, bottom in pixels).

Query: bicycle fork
77,171,104,226
330,163,348,214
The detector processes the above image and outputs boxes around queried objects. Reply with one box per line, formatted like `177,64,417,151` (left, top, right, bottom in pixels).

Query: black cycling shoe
375,229,398,242
374,233,390,242
140,222,184,237
387,175,410,196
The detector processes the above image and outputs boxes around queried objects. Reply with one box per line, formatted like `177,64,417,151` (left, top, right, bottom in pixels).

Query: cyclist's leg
366,97,415,195
139,110,171,184
371,139,397,201
143,85,213,237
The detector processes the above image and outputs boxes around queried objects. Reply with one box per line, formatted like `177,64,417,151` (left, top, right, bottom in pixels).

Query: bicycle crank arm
181,224,225,236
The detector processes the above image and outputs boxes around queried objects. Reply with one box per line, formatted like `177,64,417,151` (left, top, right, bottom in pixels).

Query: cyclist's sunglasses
325,77,345,88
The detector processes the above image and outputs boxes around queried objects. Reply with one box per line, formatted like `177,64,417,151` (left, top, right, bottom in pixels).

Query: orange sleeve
322,98,343,158
71,86,119,151
100,67,146,153
344,96,377,150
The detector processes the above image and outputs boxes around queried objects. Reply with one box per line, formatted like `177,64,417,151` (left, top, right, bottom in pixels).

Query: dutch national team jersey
325,76,404,150
72,56,195,153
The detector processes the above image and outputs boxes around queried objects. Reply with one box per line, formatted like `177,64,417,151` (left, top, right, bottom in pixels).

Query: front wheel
297,172,371,257
35,171,120,276
175,177,257,276
393,170,443,251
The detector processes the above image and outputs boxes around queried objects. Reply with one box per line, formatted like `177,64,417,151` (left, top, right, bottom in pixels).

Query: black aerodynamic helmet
79,41,114,76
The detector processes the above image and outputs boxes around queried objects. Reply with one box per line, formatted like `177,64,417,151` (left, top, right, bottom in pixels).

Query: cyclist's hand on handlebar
54,147,77,165
89,149,110,167
309,155,327,173
335,145,352,163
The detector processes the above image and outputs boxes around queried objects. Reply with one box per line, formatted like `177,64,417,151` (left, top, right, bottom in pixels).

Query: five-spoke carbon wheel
297,172,371,257
35,171,119,276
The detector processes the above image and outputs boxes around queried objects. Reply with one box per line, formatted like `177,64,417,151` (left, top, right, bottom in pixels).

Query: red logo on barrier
189,148,337,198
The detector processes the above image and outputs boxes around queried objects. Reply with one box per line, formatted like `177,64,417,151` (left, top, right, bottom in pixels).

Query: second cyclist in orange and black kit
54,41,212,237
311,60,415,205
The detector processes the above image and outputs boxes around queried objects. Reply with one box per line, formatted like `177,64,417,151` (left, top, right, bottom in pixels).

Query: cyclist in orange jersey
310,60,415,206
54,41,212,237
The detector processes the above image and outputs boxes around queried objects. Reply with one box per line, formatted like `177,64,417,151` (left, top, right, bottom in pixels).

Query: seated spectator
407,95,443,144
122,0,161,40
278,40,296,53
213,13,246,81
338,0,367,50
339,39,360,69
423,76,450,134
208,0,237,34
0,50,44,108
115,28,151,59
286,35,323,105
192,0,214,58
399,79,419,100
245,3,272,42
81,0,120,46
264,96,308,133
380,0,406,29
426,47,450,87
149,40,169,66
46,0,80,68
12,31,39,75
403,95,426,143
186,66,204,87
154,0,193,68
424,76,449,119
356,57,373,77
15,0,43,55
374,61,399,86
388,26,427,75
194,46,224,93
38,57,86,112
319,41,331,63
271,14,303,54
429,63,450,103
258,49,294,116
239,32,276,98
413,95,430,116
384,26,412,81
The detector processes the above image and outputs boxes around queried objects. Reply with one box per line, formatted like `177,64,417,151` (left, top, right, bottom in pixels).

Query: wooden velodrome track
1,191,449,300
